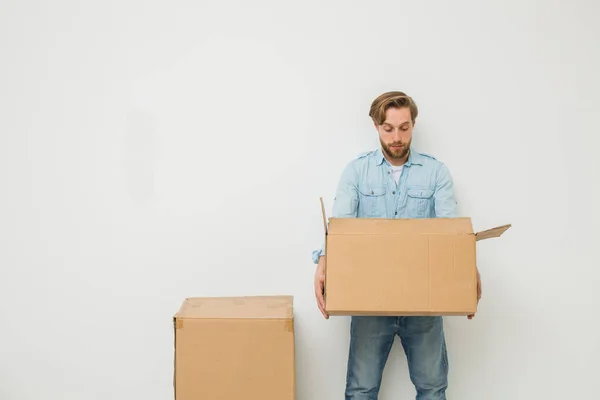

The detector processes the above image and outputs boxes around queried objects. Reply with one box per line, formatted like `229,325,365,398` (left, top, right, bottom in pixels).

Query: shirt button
395,211,398,215
392,191,396,195
371,191,374,195
388,171,390,174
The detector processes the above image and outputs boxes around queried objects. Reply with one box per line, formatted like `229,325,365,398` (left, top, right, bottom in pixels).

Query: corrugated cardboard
173,295,295,400
320,198,511,316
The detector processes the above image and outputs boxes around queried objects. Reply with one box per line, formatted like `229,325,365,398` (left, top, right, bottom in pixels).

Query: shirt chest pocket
358,185,387,218
406,187,434,217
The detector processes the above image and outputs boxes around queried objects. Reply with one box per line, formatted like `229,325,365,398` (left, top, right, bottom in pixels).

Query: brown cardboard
319,198,511,316
173,295,295,400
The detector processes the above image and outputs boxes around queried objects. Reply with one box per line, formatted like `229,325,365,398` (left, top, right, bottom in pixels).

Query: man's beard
381,138,411,160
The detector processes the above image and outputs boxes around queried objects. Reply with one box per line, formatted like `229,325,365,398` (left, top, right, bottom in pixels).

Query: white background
1,1,599,399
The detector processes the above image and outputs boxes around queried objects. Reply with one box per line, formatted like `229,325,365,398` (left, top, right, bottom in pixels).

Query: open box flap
320,197,328,235
475,224,512,241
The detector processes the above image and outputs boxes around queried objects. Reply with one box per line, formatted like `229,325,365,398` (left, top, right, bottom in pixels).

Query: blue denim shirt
312,147,458,263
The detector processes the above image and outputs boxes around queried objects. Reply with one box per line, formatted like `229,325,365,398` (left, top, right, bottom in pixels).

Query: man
312,91,482,400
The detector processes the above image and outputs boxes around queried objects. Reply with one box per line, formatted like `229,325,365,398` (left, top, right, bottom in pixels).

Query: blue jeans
345,316,448,400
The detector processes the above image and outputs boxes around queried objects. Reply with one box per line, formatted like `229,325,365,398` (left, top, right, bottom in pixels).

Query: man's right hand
314,256,328,319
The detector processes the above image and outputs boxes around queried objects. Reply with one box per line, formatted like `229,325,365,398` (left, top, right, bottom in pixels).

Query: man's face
376,106,414,161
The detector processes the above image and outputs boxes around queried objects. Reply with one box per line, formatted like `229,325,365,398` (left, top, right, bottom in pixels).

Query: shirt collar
374,146,423,167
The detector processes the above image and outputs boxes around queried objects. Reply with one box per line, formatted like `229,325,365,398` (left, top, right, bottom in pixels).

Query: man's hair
369,91,418,125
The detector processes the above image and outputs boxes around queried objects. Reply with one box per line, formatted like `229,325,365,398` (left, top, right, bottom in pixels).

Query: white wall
1,1,599,399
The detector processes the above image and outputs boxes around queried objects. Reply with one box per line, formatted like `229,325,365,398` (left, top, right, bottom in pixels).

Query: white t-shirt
391,165,404,184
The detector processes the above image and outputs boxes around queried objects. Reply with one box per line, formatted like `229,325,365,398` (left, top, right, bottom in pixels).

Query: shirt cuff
311,249,324,264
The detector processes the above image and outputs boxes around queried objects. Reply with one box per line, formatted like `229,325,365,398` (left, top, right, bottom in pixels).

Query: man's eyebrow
382,121,410,126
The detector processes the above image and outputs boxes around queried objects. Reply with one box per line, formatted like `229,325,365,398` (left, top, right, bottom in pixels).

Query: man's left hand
468,268,482,320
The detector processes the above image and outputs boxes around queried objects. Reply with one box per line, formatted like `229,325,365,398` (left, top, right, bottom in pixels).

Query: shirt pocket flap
407,187,434,199
359,186,386,196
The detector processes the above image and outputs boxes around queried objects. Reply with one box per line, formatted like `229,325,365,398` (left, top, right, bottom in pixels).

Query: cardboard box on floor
319,198,511,316
173,295,295,400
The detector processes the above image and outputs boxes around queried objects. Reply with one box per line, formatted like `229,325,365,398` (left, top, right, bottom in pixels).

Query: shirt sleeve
433,164,458,218
311,162,359,264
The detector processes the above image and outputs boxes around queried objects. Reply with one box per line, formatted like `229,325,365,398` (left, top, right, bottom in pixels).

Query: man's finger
319,303,328,319
316,288,324,310
318,294,328,319
317,296,328,319
317,282,328,319
315,281,328,319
